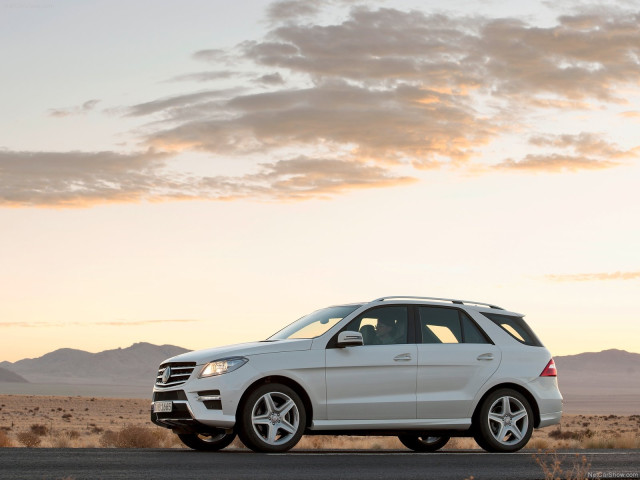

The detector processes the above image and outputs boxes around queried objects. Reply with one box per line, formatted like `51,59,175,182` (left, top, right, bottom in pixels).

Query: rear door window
419,307,490,344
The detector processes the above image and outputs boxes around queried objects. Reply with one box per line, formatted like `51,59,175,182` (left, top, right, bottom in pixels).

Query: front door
325,305,417,420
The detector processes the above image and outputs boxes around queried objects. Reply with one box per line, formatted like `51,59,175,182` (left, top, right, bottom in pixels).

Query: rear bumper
539,411,562,428
527,376,563,428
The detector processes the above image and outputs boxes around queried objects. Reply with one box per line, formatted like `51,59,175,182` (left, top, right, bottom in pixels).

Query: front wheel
238,383,306,453
177,431,236,451
398,434,450,452
473,388,533,452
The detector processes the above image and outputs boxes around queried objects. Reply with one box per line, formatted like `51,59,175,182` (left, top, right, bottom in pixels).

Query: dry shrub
51,434,71,448
17,431,42,448
30,424,49,436
100,426,163,448
534,450,591,480
99,430,117,447
0,430,13,447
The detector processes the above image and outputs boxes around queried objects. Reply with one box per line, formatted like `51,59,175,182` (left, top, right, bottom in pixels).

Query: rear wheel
238,383,306,453
473,388,533,452
398,435,450,452
177,431,236,451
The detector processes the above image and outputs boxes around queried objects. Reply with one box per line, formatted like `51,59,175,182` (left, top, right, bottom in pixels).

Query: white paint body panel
416,343,501,419
325,344,417,420
152,298,563,436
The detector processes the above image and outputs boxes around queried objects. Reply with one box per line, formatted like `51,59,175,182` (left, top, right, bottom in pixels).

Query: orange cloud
545,271,640,282
0,319,201,328
495,133,636,173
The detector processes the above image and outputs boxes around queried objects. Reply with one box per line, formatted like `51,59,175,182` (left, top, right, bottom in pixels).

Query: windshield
268,305,361,340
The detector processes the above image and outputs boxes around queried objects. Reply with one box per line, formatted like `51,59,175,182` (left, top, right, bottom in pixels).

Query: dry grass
0,430,13,447
581,432,640,449
534,450,591,480
1,395,638,449
100,426,165,448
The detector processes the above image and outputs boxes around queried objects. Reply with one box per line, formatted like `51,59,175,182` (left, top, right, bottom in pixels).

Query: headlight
199,357,248,378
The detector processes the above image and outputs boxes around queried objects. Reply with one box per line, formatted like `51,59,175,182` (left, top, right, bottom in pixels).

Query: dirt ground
0,395,638,449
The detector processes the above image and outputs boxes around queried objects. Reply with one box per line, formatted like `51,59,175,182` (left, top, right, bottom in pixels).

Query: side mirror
336,331,364,348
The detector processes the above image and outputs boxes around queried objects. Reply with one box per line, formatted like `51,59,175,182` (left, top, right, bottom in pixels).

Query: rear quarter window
480,312,543,347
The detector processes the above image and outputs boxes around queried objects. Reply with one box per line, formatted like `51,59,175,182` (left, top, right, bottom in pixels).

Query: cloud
200,156,417,200
620,110,640,119
6,4,640,208
125,89,242,118
167,71,240,83
495,132,636,172
528,133,636,159
146,80,495,166
255,72,285,85
94,319,201,326
0,319,201,328
266,0,323,23
192,49,227,62
0,149,179,207
245,6,640,103
497,154,618,172
0,148,413,206
473,12,640,103
48,99,100,118
142,6,640,170
545,271,640,282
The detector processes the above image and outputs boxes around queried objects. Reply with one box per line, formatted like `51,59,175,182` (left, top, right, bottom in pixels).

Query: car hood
162,338,313,365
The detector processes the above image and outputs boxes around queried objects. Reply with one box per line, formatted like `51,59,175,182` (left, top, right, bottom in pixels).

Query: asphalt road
0,449,638,480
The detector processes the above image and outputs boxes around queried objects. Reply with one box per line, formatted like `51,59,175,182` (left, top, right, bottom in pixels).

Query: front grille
155,362,196,388
153,390,187,402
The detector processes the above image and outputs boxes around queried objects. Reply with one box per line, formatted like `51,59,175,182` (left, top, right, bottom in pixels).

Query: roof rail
373,296,503,310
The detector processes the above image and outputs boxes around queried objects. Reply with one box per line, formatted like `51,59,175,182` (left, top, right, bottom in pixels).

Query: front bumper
151,366,246,431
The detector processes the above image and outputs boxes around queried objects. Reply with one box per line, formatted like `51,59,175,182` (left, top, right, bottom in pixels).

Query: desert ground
0,394,638,449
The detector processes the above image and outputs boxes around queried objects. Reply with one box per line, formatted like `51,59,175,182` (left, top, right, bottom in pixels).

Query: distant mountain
552,349,640,414
0,366,29,383
555,348,640,372
0,342,190,386
555,349,640,393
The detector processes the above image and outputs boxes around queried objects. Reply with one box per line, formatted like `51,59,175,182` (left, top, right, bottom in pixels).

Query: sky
1,0,639,362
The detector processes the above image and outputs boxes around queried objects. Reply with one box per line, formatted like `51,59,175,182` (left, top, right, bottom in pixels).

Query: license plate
153,401,172,413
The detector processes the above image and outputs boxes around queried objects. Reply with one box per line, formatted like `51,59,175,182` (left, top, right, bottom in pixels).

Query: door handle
394,353,412,361
477,353,494,361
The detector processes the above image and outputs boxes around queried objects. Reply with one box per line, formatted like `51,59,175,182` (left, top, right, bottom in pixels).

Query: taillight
540,358,557,377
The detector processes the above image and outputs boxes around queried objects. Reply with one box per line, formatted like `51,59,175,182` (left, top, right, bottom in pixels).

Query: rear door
415,306,501,419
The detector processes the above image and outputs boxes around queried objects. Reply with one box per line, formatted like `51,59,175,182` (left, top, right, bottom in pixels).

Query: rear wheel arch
236,375,314,428
472,382,541,428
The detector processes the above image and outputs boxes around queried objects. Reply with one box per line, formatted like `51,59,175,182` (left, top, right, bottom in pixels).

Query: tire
473,388,534,452
177,430,236,451
238,383,306,453
398,434,450,452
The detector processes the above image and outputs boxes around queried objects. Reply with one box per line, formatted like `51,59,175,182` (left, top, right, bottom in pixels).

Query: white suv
151,296,562,453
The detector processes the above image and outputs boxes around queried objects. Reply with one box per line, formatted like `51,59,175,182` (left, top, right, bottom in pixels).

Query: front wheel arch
472,383,540,429
236,375,314,429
